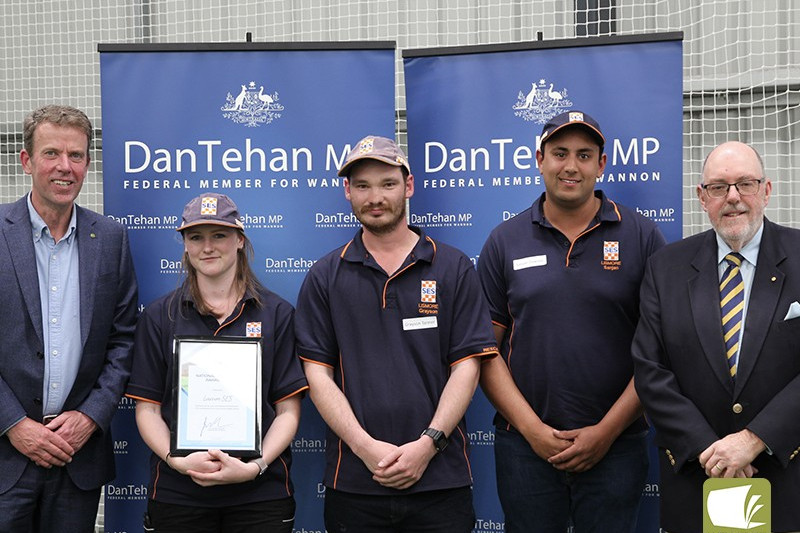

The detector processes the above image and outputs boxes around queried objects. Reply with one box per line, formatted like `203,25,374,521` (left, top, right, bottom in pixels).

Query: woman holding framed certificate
126,193,308,532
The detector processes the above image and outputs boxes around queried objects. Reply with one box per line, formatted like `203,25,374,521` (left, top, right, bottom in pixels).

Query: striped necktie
720,253,745,378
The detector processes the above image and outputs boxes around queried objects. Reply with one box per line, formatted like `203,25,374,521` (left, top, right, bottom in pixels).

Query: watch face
423,428,448,452
253,458,268,475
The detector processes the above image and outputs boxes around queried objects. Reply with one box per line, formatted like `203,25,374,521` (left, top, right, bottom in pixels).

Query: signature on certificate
199,416,234,437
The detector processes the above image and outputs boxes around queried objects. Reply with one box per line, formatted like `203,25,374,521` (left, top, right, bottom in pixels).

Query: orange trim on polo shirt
379,234,438,308
563,198,622,268
382,260,418,308
506,314,517,370
339,239,354,259
332,351,347,489
450,350,498,367
299,356,335,369
274,386,309,404
278,456,291,496
565,221,600,267
214,301,246,335
456,426,472,481
425,235,437,257
125,394,160,405
152,460,162,499
608,198,622,221
333,438,343,489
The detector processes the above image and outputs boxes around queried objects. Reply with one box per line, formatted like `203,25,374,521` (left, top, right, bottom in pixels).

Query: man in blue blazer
633,141,800,532
0,105,138,532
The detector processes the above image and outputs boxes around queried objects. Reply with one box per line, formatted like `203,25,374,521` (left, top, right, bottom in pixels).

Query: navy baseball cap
539,111,605,150
176,193,245,232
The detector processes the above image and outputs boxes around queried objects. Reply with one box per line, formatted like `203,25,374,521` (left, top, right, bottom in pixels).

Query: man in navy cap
477,111,666,532
296,135,498,533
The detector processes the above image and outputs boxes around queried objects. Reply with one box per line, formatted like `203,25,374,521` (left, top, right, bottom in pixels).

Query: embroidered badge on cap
603,241,619,261
569,111,585,122
358,137,375,154
421,280,437,303
200,197,218,215
246,322,262,338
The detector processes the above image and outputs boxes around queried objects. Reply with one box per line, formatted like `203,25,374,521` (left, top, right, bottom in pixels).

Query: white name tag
513,255,547,270
402,316,439,331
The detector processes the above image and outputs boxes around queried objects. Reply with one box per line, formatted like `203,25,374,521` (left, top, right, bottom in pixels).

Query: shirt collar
530,189,621,227
342,226,436,265
27,192,77,244
716,221,764,267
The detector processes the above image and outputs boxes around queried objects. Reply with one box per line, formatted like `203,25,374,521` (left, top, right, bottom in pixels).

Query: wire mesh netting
3,1,799,236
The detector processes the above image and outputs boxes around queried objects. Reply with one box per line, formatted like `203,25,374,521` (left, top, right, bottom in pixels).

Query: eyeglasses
700,178,764,198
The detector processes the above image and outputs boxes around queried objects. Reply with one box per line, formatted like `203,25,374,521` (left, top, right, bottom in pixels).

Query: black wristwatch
421,427,449,452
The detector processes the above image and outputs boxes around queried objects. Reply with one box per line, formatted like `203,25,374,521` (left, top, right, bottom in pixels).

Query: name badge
403,316,438,331
513,255,547,270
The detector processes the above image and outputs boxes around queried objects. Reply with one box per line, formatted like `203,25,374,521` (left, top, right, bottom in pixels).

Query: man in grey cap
478,111,666,532
295,135,498,532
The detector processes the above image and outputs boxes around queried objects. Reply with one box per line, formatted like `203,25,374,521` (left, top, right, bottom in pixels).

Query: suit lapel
77,206,99,348
735,220,784,394
688,231,734,393
2,197,44,345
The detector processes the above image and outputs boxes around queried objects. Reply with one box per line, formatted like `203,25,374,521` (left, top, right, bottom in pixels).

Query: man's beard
356,201,406,235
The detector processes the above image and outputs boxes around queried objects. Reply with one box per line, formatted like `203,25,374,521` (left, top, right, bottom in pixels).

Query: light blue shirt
716,222,763,368
27,194,82,417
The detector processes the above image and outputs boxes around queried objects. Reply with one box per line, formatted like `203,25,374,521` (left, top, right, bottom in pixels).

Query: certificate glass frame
170,335,262,458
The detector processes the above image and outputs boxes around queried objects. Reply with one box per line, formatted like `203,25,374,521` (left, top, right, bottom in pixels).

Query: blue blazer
0,196,138,493
633,218,800,532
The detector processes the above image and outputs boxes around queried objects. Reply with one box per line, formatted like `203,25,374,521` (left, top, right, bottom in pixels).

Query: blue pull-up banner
403,33,683,533
99,42,396,533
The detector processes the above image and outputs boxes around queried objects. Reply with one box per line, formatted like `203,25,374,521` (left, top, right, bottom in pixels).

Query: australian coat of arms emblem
221,80,284,127
513,79,573,123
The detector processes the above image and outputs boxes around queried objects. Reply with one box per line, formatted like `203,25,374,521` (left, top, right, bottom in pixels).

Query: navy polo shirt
295,226,498,495
126,285,308,507
478,190,665,434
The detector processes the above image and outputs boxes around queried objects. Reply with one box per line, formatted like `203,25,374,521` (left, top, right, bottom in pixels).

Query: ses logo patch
421,280,436,303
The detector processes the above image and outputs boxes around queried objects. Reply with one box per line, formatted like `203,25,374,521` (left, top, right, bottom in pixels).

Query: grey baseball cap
176,192,245,232
337,135,411,177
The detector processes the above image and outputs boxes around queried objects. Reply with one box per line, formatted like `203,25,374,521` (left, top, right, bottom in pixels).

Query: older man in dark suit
0,105,138,532
633,141,800,532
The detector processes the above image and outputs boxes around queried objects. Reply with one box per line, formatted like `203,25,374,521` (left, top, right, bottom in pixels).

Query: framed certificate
170,336,262,458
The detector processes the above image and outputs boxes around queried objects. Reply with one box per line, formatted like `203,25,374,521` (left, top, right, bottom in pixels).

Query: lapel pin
90,233,96,239
771,276,776,282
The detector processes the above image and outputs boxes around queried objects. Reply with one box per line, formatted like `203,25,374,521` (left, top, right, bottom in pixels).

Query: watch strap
421,427,448,452
250,457,269,476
